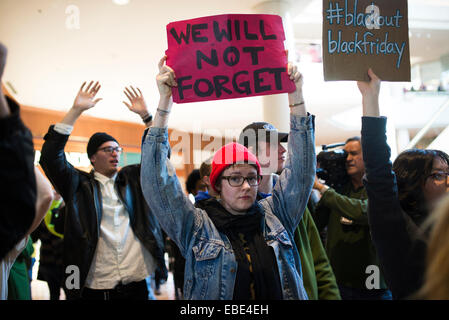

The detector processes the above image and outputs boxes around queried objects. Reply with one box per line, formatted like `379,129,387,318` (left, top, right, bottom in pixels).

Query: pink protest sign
165,14,295,104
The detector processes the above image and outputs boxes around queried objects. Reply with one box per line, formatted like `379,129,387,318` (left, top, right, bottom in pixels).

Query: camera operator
312,137,391,300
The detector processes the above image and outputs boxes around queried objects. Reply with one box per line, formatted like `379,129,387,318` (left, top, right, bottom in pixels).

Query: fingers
158,55,167,71
124,86,143,103
130,85,139,97
157,55,177,87
79,81,86,92
122,101,131,109
287,62,302,82
80,81,101,96
158,66,177,87
367,68,380,82
287,62,301,81
85,81,94,92
157,72,177,88
124,89,133,102
292,70,302,82
90,82,101,95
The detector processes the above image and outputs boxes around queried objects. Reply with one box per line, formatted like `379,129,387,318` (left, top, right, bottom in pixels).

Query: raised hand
287,62,306,116
156,55,177,99
357,68,380,98
288,62,303,91
357,68,381,117
72,81,102,112
60,81,102,126
123,86,149,118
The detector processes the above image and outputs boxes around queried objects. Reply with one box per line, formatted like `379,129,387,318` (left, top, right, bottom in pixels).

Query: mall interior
1,0,448,301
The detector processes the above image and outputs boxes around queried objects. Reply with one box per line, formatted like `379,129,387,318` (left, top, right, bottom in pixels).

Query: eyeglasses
221,175,260,187
98,146,123,154
428,171,449,182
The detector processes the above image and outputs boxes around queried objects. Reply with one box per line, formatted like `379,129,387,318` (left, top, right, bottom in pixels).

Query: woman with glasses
357,69,449,300
140,56,316,300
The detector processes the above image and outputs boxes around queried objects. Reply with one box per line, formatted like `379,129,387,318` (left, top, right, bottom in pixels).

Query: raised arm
359,69,424,299
357,68,380,117
40,81,102,199
287,63,307,117
264,63,316,233
60,81,102,126
152,55,177,128
140,56,200,255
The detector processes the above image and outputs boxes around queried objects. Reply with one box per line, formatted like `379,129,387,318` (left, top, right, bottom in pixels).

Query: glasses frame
98,146,123,154
221,175,261,187
427,171,449,183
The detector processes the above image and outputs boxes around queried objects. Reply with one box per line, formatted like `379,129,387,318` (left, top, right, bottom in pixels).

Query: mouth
239,196,251,200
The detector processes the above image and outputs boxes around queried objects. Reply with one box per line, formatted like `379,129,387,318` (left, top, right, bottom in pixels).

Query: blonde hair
417,193,449,299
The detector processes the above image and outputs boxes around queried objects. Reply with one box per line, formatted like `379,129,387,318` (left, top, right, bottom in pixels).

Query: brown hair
199,157,213,179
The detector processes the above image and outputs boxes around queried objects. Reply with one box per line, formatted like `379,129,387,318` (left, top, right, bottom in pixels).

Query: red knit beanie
209,142,261,193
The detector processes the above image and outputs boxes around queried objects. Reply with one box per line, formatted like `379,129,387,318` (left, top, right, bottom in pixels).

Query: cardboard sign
322,0,410,81
165,14,296,103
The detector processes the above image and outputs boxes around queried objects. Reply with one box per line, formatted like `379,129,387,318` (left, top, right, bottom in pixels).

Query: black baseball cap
238,122,288,149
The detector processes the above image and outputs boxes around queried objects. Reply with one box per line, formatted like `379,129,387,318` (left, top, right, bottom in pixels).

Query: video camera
316,143,349,192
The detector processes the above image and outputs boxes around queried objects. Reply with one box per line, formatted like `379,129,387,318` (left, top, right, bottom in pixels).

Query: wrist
70,106,84,116
141,113,153,124
157,95,173,112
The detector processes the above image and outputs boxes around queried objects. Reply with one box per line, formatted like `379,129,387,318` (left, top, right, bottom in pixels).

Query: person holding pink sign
140,56,316,300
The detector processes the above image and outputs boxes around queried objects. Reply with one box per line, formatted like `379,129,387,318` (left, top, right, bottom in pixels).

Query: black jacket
0,97,36,260
40,125,167,299
362,117,426,299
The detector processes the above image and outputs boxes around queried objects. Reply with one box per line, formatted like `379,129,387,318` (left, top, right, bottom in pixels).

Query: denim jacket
140,114,316,300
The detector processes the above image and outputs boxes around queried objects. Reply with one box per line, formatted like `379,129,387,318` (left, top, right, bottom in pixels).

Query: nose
241,178,251,190
111,148,119,156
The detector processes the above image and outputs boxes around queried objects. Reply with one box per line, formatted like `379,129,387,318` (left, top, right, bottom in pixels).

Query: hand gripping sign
323,0,410,81
165,14,296,103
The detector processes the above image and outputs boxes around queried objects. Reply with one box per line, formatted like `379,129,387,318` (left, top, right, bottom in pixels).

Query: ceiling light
113,0,129,5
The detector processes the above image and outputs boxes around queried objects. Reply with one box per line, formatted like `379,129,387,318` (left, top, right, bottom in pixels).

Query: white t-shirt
0,237,27,300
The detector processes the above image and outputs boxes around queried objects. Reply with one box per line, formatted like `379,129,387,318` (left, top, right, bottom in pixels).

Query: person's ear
89,154,96,166
215,179,221,192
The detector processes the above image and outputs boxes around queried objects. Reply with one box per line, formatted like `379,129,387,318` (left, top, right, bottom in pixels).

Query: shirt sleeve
263,114,316,234
306,212,341,300
318,188,368,225
140,127,202,256
54,123,74,135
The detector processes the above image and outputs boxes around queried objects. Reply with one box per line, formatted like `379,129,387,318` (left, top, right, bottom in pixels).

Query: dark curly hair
186,169,202,195
393,149,449,225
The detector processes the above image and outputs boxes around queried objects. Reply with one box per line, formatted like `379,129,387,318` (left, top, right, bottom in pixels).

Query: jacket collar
93,170,117,185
